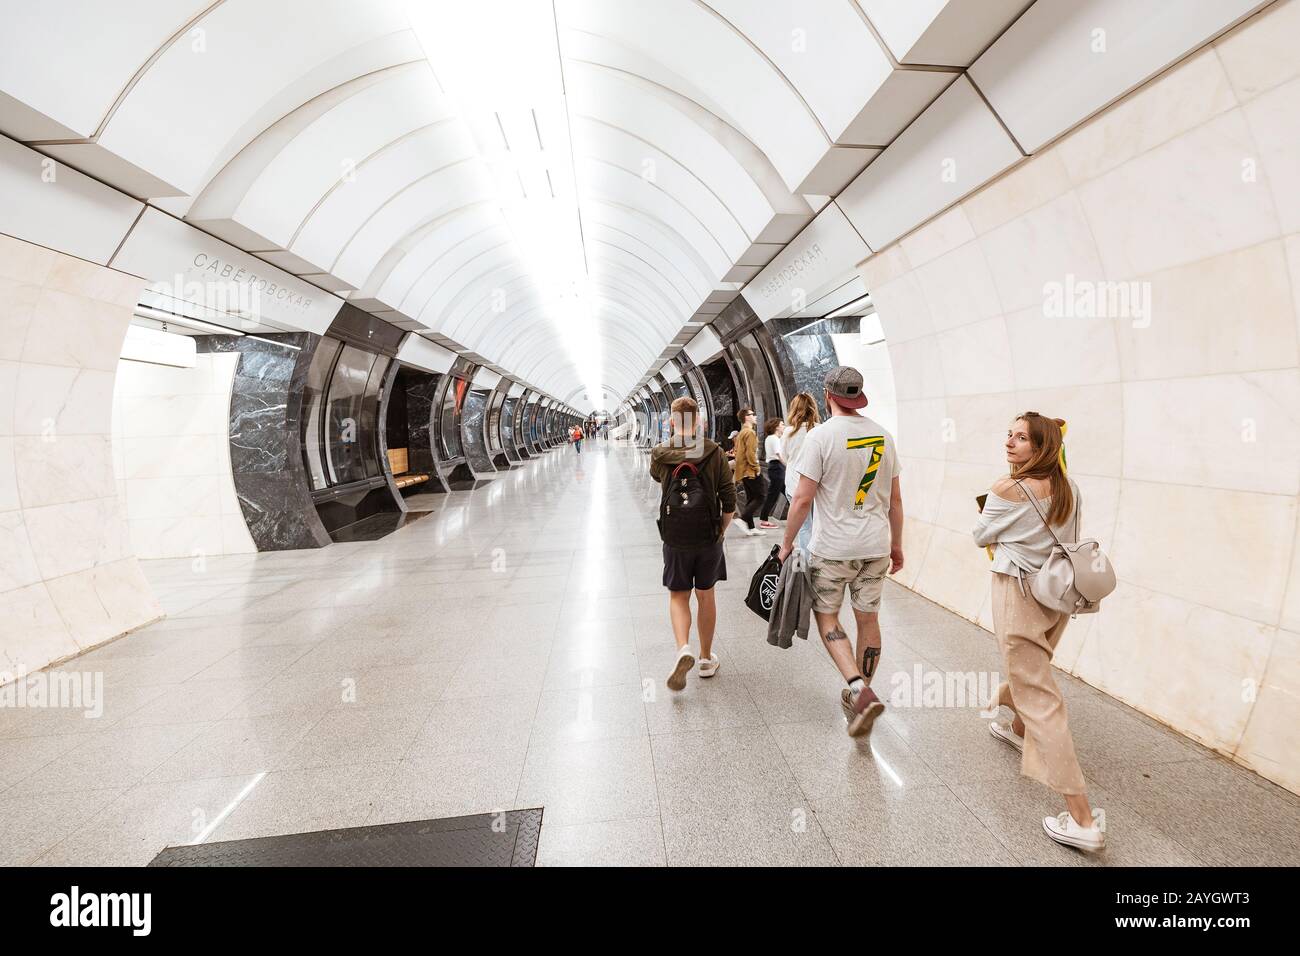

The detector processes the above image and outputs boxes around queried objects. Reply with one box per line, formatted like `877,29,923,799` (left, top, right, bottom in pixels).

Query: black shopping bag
745,545,783,621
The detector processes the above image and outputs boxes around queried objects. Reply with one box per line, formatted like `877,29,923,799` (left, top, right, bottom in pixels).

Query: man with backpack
650,396,736,691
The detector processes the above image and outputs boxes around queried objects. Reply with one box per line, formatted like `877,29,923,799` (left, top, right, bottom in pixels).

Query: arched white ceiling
0,0,1046,411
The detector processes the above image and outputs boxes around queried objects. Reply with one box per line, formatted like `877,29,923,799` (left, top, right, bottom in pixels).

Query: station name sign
755,242,827,301
190,252,315,312
742,202,870,322
111,208,343,335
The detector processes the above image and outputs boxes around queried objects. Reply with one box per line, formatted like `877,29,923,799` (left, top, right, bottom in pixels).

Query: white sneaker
1043,810,1106,852
667,646,695,692
698,653,720,678
745,526,764,536
989,719,1025,752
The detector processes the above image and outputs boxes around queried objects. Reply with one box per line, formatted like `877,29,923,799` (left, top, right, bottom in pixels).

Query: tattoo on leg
861,646,880,682
825,628,848,642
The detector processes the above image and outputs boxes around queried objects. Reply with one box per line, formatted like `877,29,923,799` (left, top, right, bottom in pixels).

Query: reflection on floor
401,493,446,512
327,510,430,543
3,443,1298,867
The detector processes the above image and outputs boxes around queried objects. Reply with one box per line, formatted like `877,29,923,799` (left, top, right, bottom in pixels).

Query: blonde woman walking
973,412,1104,852
781,392,820,554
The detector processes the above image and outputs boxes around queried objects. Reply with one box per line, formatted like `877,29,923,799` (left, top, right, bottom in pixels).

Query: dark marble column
200,333,331,551
460,386,497,477
700,358,739,443
513,391,532,458
764,315,860,420
404,373,440,475
500,396,521,463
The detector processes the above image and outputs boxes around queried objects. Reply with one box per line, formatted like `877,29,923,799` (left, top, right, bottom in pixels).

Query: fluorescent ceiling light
826,294,873,319
133,305,245,336
246,336,301,352
405,0,603,411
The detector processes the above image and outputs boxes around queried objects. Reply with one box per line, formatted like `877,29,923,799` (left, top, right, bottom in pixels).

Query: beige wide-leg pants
988,571,1087,796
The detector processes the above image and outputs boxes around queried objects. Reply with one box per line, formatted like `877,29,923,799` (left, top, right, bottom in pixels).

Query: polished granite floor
3,442,1298,867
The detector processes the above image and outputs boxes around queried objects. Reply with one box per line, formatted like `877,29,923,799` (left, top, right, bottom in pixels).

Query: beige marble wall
831,332,898,441
0,234,162,681
111,352,256,559
861,0,1300,795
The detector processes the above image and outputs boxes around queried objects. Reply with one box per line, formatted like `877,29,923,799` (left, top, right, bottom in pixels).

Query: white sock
848,677,865,697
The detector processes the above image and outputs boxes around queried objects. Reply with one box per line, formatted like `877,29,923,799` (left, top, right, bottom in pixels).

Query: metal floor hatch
148,809,543,867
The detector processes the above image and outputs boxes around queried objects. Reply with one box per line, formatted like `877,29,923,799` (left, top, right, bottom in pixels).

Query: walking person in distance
757,417,786,530
733,408,763,535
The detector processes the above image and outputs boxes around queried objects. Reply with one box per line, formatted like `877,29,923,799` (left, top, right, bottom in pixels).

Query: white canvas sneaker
667,646,695,692
989,719,1025,752
698,653,720,678
1043,810,1106,852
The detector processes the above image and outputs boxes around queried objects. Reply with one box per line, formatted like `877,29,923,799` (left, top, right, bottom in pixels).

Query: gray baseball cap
824,366,868,408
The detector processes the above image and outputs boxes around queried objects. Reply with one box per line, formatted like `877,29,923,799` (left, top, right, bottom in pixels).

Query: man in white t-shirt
778,366,904,738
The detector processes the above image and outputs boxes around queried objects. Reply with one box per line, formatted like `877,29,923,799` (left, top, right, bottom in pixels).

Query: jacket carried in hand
732,425,760,481
649,437,738,537
766,548,812,649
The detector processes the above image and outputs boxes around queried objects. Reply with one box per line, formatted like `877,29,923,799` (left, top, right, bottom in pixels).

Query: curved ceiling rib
8,0,1013,410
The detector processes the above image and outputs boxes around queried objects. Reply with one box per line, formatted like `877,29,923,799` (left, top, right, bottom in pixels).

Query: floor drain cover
148,809,543,867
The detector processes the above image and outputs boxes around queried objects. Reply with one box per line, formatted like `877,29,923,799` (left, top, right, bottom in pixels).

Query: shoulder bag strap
1011,478,1066,549
1073,483,1081,543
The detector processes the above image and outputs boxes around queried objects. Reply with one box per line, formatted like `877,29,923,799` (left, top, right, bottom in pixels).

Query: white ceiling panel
0,135,143,265
706,0,895,144
0,0,202,140
837,76,1022,250
859,0,1031,67
95,0,412,195
970,0,1270,152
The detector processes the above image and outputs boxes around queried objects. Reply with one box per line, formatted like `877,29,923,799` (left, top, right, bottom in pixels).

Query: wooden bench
386,448,430,490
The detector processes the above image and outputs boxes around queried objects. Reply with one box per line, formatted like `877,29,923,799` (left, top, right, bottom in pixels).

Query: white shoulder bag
1013,479,1116,616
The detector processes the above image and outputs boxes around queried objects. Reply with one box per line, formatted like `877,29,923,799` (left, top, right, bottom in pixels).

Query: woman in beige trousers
973,412,1105,852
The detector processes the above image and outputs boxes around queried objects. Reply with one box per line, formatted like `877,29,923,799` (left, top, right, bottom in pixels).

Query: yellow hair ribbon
1058,420,1068,474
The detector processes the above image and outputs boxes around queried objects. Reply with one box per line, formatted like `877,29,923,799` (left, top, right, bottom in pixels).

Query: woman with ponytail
973,412,1105,852
780,392,821,554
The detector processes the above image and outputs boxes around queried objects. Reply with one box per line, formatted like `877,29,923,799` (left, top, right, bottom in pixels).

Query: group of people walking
570,421,609,453
726,398,821,537
648,366,1105,853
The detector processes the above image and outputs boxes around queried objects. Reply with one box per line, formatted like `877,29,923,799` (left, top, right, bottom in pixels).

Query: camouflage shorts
807,554,890,614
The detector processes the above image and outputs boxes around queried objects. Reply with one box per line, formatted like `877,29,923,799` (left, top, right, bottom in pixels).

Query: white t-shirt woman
781,423,814,496
764,432,782,463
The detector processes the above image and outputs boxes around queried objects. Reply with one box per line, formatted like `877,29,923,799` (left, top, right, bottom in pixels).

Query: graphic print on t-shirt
846,436,885,511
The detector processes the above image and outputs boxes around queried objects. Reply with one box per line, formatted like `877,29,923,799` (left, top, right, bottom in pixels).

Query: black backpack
657,455,720,548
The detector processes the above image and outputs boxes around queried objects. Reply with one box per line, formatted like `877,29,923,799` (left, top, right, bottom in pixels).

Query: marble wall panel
0,235,161,680
857,0,1300,794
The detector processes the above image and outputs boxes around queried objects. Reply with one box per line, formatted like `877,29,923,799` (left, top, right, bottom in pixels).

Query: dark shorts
662,540,727,592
